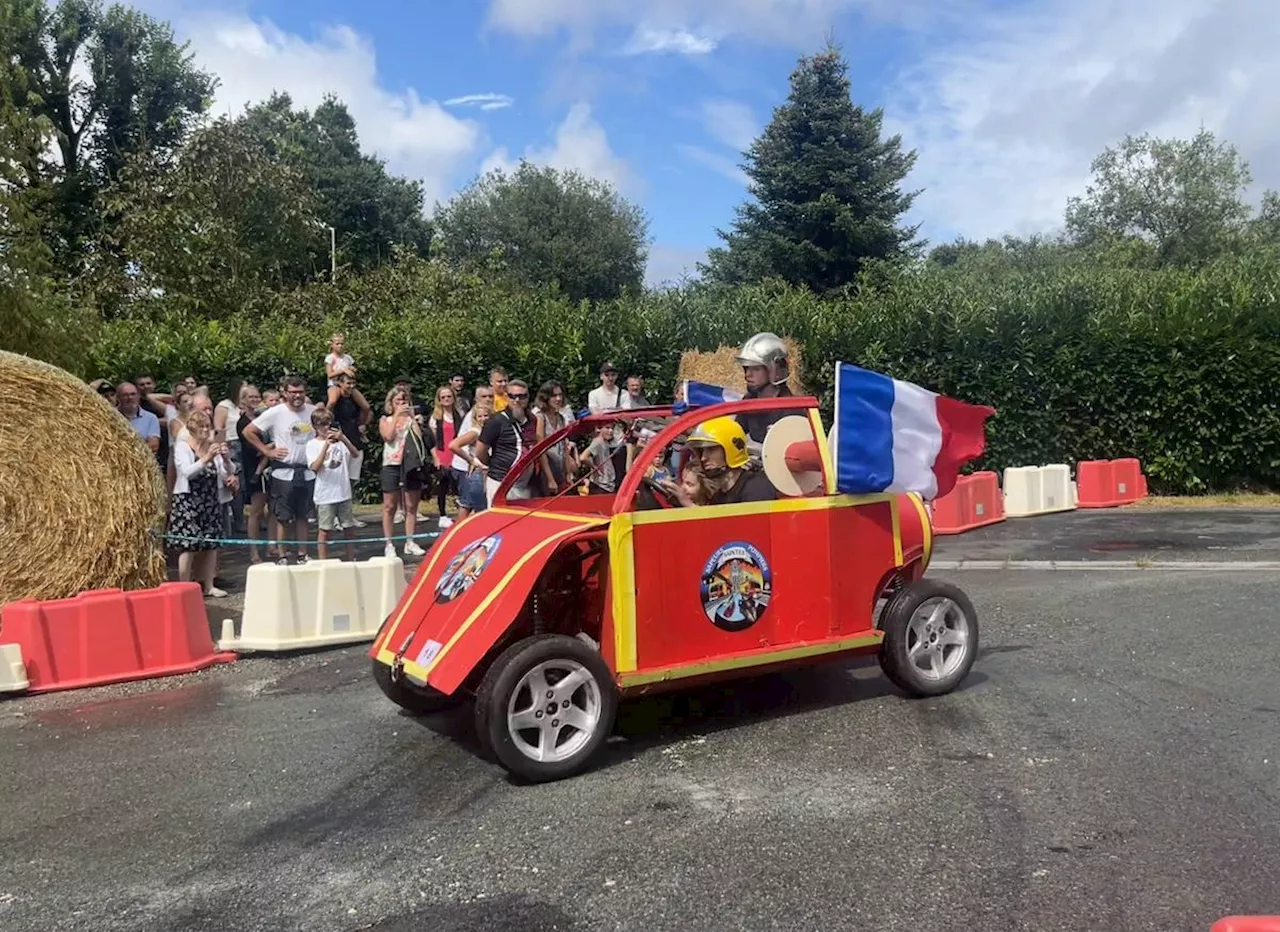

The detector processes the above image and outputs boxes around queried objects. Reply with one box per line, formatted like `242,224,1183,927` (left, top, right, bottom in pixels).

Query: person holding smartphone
306,408,359,560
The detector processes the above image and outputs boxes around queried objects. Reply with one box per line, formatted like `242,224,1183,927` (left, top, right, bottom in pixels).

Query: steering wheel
637,475,675,510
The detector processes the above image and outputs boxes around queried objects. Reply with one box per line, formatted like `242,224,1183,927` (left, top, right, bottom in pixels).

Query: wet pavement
2,567,1278,931
13,505,1273,930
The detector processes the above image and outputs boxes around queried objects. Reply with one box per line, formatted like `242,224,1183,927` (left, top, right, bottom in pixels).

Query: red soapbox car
369,395,980,782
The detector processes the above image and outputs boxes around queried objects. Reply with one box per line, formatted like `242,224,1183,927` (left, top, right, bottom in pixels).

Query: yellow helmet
686,416,750,469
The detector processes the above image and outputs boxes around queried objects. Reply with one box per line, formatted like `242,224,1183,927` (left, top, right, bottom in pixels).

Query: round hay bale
0,351,166,606
677,336,807,396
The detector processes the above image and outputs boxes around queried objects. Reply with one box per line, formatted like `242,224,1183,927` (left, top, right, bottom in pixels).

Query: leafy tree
1248,190,1280,246
433,160,650,303
239,93,433,274
1064,130,1258,267
0,25,95,371
700,42,921,293
0,0,214,273
93,117,325,317
926,234,1080,274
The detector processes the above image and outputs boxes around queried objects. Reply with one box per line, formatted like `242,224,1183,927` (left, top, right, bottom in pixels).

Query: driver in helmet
657,417,776,506
735,332,793,447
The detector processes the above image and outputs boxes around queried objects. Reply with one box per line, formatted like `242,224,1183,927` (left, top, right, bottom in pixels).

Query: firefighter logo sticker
434,534,503,604
700,541,772,631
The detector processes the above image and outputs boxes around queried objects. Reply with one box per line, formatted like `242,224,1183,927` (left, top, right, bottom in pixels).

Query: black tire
475,634,618,783
371,658,460,715
878,579,979,698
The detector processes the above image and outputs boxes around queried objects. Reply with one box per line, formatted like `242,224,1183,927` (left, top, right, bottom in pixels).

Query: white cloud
621,25,717,56
485,0,934,49
645,244,707,287
444,93,516,111
174,13,482,210
678,144,749,185
884,0,1280,243
701,99,758,152
482,102,634,193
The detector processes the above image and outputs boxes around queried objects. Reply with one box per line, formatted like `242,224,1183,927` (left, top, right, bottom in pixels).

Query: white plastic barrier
0,643,29,693
219,556,407,653
1003,464,1077,518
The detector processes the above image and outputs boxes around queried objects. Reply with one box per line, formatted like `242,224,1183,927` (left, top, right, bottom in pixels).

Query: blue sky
140,0,1280,285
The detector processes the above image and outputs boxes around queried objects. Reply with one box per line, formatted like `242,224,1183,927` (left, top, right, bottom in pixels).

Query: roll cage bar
489,396,823,514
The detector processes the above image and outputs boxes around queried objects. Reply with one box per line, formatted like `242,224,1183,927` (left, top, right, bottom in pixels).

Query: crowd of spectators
92,342,658,598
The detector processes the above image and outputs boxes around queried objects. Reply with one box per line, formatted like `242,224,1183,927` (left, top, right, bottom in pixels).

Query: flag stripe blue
684,380,742,407
834,364,896,493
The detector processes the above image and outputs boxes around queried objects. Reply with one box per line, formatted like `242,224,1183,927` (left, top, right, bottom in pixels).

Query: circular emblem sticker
699,541,773,631
434,534,503,604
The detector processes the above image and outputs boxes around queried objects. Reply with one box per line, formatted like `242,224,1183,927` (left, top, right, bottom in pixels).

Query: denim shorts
457,469,487,511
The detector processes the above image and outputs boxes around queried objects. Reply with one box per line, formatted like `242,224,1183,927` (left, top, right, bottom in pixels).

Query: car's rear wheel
371,659,460,715
878,579,979,697
475,634,618,783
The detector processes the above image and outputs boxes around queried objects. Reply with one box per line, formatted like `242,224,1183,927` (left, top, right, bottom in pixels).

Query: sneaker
438,516,454,529
394,508,405,524
351,516,367,528
384,542,397,559
404,540,426,557
206,587,228,599
276,557,290,566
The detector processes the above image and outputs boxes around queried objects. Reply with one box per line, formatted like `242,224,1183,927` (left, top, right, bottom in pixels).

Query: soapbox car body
370,395,979,782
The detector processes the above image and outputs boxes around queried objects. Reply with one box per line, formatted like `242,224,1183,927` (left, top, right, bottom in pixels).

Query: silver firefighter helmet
735,332,790,385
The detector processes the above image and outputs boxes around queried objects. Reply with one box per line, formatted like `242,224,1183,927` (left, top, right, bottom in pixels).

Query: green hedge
86,253,1280,495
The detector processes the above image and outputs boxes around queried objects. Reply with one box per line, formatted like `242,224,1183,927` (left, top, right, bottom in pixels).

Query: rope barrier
153,530,444,547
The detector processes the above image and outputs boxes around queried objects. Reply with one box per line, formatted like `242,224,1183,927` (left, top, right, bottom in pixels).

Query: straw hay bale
0,351,166,606
677,336,807,396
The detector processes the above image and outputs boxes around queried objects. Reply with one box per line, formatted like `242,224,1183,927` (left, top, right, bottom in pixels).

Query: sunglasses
508,392,529,401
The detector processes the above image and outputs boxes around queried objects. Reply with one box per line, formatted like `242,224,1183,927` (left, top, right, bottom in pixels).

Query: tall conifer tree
701,42,922,292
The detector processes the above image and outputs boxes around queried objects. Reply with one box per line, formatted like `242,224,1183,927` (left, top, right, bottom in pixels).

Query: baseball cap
600,361,618,375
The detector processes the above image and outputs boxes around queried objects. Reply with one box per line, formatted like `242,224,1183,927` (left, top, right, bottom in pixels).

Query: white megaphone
760,415,826,497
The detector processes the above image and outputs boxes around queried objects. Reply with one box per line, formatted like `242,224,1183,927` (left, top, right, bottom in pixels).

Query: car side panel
828,497,906,634
625,502,838,672
370,510,608,696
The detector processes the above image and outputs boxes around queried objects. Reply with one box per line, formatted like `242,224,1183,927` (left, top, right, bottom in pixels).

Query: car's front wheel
878,579,979,697
475,634,618,783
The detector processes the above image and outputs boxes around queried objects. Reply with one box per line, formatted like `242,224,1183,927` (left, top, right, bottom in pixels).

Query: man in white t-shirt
587,361,625,414
306,408,358,561
242,375,317,564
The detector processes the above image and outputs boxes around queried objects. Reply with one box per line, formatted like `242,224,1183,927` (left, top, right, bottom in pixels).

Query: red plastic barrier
930,471,1005,535
0,582,235,694
1212,918,1280,932
1076,458,1148,508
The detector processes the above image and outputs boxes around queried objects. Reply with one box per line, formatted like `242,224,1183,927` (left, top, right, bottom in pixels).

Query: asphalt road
195,508,1280,638
3,567,1279,932
932,507,1280,563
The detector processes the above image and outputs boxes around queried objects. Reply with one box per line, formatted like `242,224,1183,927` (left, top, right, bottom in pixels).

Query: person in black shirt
450,373,471,415
734,331,794,447
329,374,370,515
475,378,533,506
656,416,777,507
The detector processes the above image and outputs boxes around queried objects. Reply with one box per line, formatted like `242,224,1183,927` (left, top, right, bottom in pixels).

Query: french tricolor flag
682,379,743,408
833,362,995,500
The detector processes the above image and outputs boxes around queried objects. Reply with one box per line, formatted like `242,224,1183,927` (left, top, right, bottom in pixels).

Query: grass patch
1127,493,1280,509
